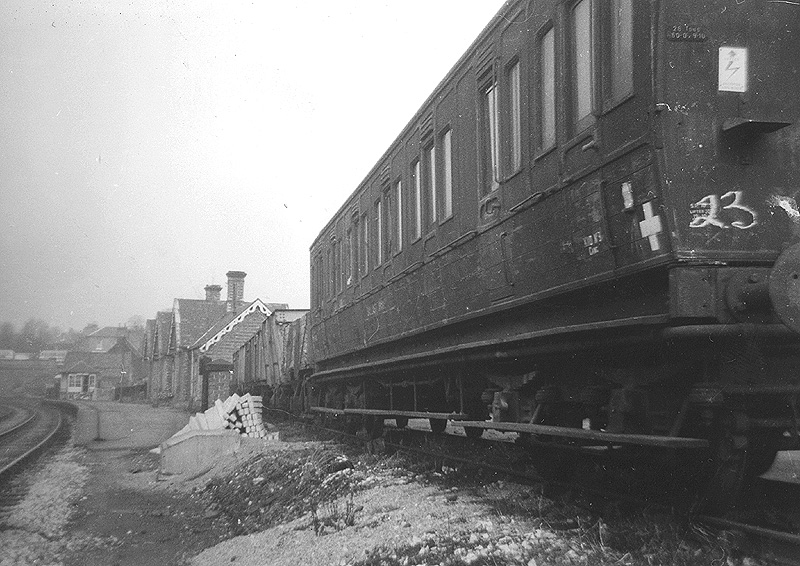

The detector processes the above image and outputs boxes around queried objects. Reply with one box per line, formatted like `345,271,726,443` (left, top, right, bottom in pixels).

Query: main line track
0,398,67,479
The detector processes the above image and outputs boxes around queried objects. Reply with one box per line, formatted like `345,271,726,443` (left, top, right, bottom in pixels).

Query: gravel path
0,445,88,566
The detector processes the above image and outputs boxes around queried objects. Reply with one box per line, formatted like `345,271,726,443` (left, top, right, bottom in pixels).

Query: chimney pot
204,284,222,302
226,271,247,312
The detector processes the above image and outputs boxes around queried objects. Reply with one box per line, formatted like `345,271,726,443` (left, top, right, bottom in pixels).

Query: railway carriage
306,0,800,509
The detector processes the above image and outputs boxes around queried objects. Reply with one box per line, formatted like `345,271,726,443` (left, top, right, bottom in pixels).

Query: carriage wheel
694,412,749,514
464,426,484,439
429,418,447,434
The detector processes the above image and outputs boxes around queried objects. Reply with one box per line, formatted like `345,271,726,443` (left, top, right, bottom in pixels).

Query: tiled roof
39,350,68,363
191,299,286,351
143,319,155,352
191,310,240,350
74,336,121,353
155,311,172,354
173,299,228,349
88,326,129,338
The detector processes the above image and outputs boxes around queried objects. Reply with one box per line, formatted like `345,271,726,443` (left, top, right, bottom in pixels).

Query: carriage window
345,227,353,286
394,180,403,253
424,142,437,225
360,212,369,276
382,189,392,260
441,128,453,219
507,60,522,173
316,255,324,307
571,0,595,131
350,216,358,283
412,159,422,240
481,77,500,193
332,239,340,294
540,27,556,149
609,0,633,101
375,199,383,267
326,247,333,297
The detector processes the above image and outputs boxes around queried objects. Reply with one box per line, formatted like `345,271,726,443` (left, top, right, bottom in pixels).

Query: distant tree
125,315,145,350
126,315,145,330
0,322,15,349
16,318,57,353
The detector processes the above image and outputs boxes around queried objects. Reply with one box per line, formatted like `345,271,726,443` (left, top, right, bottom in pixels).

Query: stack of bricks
222,393,268,438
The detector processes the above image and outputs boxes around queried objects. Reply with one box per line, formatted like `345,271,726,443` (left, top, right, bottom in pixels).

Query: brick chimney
204,284,222,302
226,271,247,312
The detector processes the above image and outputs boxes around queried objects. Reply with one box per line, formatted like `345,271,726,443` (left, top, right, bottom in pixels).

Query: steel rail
0,406,35,440
0,402,64,478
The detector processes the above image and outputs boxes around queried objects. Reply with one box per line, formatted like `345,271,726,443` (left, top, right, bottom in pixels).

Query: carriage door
561,0,602,182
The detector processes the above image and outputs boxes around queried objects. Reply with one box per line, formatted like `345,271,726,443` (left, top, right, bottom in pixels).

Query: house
144,270,290,410
58,330,143,400
188,299,289,409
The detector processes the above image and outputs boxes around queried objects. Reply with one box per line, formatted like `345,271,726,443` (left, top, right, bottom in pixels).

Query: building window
481,77,500,193
425,142,437,225
441,128,453,219
507,60,522,173
609,0,633,101
375,199,383,267
412,159,422,240
394,180,403,253
540,27,556,149
571,0,595,131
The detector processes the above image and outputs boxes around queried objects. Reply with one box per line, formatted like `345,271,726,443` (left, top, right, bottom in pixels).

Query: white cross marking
639,201,663,251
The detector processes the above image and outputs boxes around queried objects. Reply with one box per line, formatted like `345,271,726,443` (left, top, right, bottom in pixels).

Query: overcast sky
0,1,505,331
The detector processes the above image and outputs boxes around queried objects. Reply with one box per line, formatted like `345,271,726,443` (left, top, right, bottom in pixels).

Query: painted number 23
689,191,758,230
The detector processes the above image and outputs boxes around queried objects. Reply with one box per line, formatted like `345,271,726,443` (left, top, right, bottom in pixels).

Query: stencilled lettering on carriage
581,231,603,256
667,23,707,42
689,191,758,230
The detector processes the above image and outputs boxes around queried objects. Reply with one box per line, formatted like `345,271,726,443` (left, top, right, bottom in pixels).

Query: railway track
0,398,68,479
267,408,800,564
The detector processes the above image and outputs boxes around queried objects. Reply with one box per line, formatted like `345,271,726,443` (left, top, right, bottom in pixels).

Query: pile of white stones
175,393,271,439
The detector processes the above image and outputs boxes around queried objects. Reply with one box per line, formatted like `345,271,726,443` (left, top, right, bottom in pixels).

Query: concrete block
223,394,239,413
204,406,224,429
159,429,241,476
214,399,226,418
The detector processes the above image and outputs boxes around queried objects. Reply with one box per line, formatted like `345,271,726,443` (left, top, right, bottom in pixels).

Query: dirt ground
61,448,230,566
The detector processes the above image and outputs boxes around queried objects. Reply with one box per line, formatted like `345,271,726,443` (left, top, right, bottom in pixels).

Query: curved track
0,398,66,479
